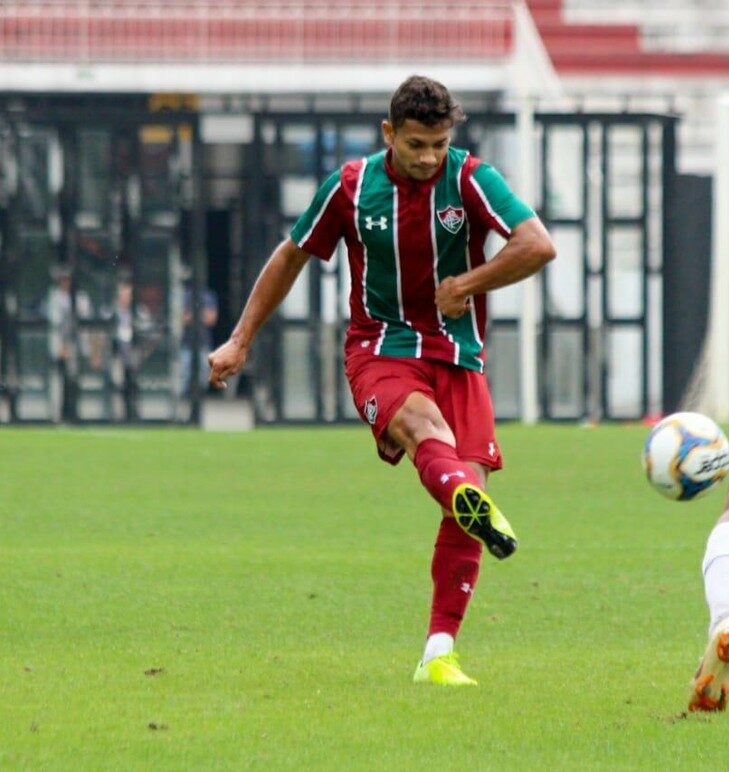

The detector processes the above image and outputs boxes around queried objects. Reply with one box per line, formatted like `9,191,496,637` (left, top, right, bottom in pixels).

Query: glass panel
546,227,584,319
342,126,377,162
77,129,112,225
608,126,643,219
18,229,55,318
282,327,316,419
281,125,316,174
16,328,53,420
476,126,519,188
490,282,521,319
139,125,177,223
607,226,643,318
281,176,317,218
339,361,359,419
17,129,53,222
607,326,643,419
546,326,584,418
546,126,584,219
486,325,520,419
281,261,310,319
75,232,118,319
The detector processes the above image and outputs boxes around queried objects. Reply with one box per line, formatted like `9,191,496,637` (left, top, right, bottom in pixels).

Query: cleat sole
452,484,517,560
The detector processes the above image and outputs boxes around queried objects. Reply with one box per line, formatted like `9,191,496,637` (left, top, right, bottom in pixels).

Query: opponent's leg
689,499,729,711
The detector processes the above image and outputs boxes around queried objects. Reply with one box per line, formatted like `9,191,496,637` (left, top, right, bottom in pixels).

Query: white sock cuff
702,521,729,575
422,632,454,664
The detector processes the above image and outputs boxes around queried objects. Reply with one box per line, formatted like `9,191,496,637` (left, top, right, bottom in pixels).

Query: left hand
435,276,471,319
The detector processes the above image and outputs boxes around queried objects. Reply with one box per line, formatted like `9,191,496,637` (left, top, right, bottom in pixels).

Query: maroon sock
413,437,483,511
428,517,483,637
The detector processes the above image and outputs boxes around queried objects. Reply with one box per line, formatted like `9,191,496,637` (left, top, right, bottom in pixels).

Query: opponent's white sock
702,521,729,637
422,632,454,664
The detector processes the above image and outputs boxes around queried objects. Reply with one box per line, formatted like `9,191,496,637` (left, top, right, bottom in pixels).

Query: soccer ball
642,411,729,501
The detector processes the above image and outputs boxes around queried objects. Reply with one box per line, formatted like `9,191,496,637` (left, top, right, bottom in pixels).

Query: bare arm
435,217,556,318
208,239,310,388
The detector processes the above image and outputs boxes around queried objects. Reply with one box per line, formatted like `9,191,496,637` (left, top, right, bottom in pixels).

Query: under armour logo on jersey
364,216,388,231
440,470,466,484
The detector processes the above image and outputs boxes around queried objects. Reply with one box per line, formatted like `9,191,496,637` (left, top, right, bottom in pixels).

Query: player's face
382,119,452,181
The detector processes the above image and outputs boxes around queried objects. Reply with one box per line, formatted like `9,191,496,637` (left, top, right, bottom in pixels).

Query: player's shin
413,438,482,510
425,516,482,657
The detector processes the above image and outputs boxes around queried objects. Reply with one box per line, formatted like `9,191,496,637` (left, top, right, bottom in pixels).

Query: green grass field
1,423,727,770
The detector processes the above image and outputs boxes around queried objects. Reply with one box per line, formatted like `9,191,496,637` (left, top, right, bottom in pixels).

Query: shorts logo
364,396,378,425
437,205,465,234
488,441,496,457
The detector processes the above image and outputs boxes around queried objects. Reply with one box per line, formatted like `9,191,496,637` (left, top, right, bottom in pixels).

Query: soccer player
689,486,729,711
208,75,556,686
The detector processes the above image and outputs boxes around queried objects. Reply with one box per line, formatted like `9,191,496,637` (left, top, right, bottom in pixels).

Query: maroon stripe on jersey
395,184,457,362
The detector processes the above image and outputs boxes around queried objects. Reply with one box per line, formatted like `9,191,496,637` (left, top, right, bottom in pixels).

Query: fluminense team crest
437,205,465,234
364,396,378,425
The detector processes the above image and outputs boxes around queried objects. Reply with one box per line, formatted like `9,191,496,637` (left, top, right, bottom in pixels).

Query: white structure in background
686,94,729,420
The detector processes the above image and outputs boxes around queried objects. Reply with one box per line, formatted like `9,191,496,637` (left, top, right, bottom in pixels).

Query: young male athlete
208,75,556,686
689,486,729,711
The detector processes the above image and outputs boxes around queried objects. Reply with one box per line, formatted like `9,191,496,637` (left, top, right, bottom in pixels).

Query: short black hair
389,75,466,129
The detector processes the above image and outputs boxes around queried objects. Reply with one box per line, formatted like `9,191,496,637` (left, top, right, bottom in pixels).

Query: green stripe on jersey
290,168,342,246
357,152,419,357
471,163,535,231
433,148,477,367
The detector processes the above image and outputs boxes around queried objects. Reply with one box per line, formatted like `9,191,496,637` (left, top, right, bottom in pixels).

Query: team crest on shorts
437,205,465,234
364,396,378,425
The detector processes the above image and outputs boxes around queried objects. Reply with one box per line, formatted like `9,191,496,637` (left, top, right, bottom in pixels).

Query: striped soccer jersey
290,146,534,372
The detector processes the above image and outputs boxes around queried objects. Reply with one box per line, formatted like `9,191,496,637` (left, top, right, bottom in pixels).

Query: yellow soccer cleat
688,621,729,712
452,483,517,560
413,653,478,686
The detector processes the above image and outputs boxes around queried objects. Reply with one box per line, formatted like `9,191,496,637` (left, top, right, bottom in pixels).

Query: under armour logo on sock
440,470,466,484
460,582,473,594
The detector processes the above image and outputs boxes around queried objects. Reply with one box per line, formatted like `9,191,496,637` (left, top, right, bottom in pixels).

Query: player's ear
381,120,394,147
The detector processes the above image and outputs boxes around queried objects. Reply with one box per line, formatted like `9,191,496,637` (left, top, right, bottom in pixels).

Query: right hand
208,338,248,390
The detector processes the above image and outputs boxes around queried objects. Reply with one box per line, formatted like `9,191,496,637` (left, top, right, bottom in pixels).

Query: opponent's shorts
344,347,503,469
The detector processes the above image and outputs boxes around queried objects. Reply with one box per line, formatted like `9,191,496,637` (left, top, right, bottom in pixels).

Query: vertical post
517,96,539,424
708,94,729,420
190,116,205,425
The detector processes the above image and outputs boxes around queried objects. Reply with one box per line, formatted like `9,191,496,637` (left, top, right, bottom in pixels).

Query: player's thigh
387,389,456,458
435,365,503,470
345,351,437,462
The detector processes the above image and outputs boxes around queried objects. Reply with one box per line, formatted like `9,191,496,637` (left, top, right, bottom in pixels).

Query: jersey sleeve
289,169,344,261
467,163,535,238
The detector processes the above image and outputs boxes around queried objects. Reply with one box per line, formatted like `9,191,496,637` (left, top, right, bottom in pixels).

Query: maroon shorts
345,348,503,469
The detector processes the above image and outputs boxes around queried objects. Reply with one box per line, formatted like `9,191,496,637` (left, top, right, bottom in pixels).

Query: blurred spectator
180,283,218,396
45,264,87,419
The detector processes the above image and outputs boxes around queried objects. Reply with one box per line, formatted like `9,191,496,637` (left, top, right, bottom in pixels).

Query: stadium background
0,0,728,428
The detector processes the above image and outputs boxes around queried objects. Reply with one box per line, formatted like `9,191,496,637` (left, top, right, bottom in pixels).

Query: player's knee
389,401,451,449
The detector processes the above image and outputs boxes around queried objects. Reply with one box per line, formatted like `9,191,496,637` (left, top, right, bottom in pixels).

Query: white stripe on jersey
458,155,483,351
468,174,511,235
429,186,459,365
297,179,342,247
353,158,371,318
